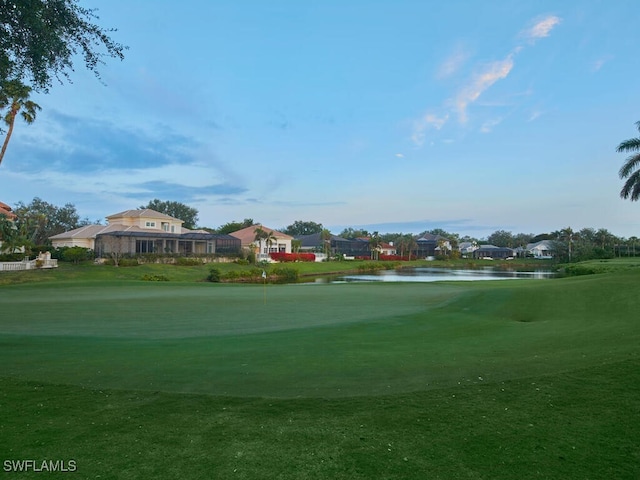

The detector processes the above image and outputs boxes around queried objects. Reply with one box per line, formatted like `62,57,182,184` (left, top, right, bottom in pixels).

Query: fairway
1,275,639,398
1,271,639,478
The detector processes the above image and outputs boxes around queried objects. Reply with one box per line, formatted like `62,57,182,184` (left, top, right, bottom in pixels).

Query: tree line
1,196,638,264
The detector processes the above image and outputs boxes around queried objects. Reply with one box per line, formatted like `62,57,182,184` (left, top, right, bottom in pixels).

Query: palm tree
253,226,277,260
617,121,640,201
320,228,332,258
0,80,41,167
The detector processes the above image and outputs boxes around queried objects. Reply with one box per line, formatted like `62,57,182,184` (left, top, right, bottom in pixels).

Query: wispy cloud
411,113,448,147
454,55,515,123
412,14,561,145
591,55,613,72
520,16,561,43
437,47,470,79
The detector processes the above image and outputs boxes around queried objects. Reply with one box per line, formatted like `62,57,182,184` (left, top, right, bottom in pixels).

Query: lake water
308,267,556,284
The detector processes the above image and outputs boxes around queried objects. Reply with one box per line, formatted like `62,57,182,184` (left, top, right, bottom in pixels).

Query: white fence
0,258,58,272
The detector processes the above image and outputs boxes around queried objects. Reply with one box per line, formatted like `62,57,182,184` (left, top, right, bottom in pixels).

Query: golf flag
262,270,266,279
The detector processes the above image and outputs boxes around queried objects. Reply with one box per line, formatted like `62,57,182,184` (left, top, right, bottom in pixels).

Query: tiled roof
0,201,16,220
105,209,182,222
49,223,149,239
230,224,293,244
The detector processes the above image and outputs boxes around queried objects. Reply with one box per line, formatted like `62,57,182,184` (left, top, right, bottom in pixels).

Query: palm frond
620,170,640,201
616,138,640,152
619,153,640,178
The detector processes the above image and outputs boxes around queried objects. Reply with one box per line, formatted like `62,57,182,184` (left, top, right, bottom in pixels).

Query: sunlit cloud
520,15,561,43
412,14,561,144
454,55,514,123
395,153,405,158
411,113,449,147
480,117,504,133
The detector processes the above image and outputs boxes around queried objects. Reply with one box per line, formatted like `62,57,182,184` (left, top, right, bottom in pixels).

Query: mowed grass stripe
0,282,459,338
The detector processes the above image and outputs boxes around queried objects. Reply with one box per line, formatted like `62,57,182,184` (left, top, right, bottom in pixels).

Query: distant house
50,209,240,256
230,225,293,261
526,240,555,259
459,241,478,257
379,242,396,256
297,233,371,258
414,233,451,258
473,245,515,259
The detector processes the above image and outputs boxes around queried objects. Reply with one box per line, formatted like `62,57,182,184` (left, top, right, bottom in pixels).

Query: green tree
141,199,199,229
217,218,255,234
487,230,514,247
339,227,370,239
0,0,126,90
617,121,640,201
0,213,19,253
283,220,323,236
0,79,40,167
14,197,89,245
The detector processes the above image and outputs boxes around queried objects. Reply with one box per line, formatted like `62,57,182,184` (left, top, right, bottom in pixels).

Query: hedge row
269,252,316,262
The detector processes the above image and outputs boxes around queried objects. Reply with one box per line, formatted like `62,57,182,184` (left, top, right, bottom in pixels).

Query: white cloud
521,15,561,43
395,153,405,158
454,55,515,123
412,14,561,143
480,117,504,133
411,113,449,147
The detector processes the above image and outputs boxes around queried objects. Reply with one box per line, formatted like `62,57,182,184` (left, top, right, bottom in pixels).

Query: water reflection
310,267,556,284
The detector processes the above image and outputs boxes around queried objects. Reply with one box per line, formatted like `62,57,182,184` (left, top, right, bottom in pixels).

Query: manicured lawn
0,267,639,478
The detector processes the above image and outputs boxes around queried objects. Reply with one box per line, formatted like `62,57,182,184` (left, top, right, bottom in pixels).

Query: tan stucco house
50,209,240,256
230,224,293,261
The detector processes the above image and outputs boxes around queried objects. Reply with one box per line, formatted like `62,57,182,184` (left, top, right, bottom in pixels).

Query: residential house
230,225,293,261
380,242,397,256
296,232,371,258
526,240,555,259
414,233,451,258
472,245,515,259
458,241,478,257
50,209,240,256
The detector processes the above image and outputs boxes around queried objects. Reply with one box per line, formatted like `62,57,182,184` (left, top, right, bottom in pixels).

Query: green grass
0,265,639,478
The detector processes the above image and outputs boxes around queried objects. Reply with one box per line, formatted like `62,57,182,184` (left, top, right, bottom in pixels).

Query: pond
307,267,557,284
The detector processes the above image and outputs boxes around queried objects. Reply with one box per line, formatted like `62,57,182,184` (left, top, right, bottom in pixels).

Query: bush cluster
175,257,203,266
141,274,170,281
269,252,316,262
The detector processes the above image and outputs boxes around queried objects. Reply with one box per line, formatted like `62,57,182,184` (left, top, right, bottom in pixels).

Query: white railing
0,258,58,272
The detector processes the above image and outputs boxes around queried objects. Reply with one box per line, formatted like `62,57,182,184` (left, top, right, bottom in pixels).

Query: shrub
562,264,598,276
207,268,221,282
175,257,203,266
271,267,299,282
141,274,170,281
61,246,92,264
269,252,316,262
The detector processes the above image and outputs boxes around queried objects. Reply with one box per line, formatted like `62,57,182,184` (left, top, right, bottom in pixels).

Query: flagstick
262,270,267,304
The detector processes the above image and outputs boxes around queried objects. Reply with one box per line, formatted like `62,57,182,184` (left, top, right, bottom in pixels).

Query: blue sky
1,0,639,238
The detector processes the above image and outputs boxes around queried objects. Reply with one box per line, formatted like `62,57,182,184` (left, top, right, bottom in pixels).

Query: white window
145,221,156,228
